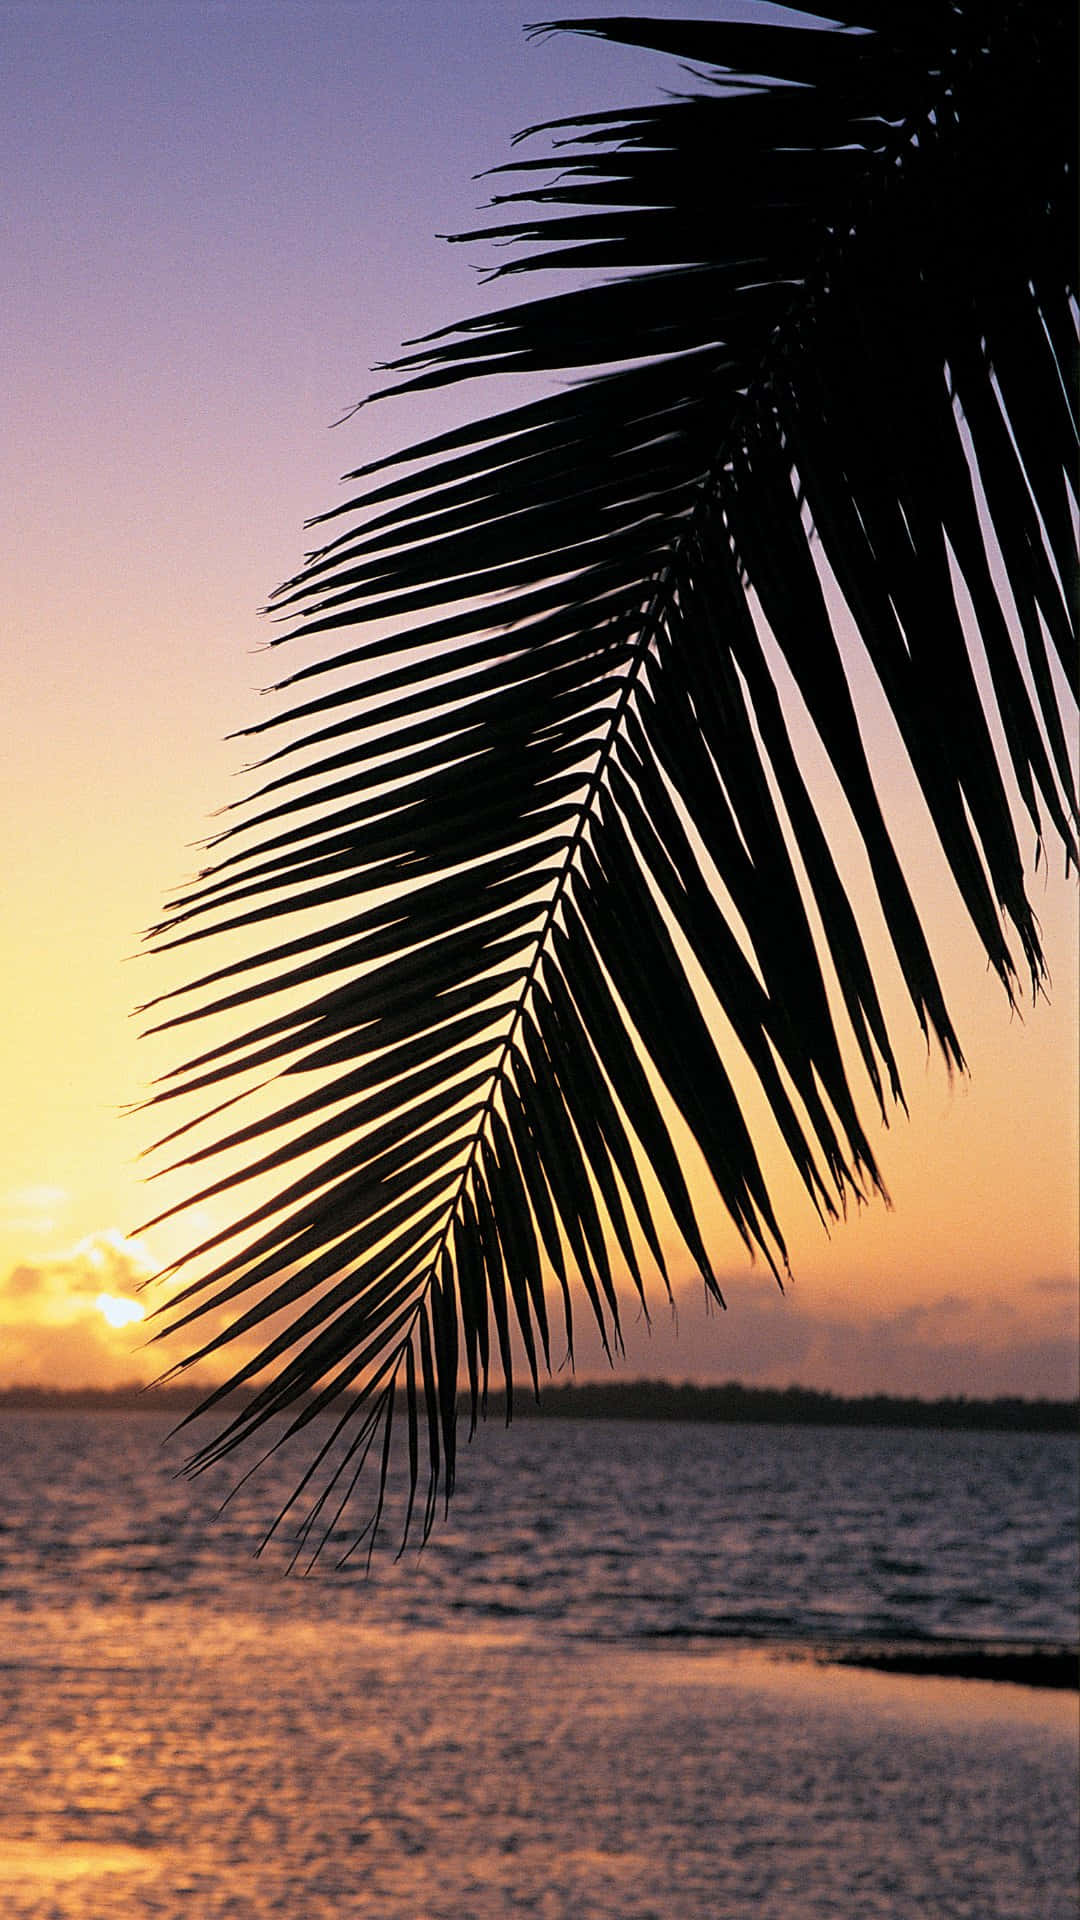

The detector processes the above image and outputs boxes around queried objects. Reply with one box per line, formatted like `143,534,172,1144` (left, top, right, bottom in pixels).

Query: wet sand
3,1625,1076,1919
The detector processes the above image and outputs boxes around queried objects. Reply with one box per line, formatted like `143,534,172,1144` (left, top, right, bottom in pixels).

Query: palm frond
140,1,1078,1558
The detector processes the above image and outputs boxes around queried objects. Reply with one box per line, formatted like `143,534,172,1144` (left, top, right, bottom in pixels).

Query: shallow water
6,1413,1076,1648
1,1413,1077,1917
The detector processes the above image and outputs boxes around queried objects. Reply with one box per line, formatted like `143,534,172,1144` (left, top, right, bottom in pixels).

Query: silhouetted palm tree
139,4,1076,1558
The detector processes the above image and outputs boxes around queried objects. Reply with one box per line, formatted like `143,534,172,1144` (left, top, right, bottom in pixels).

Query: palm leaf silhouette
138,3,1077,1560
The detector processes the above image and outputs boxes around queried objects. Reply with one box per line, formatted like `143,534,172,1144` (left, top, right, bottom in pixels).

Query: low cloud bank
0,1229,159,1389
571,1271,1080,1401
1,1232,1075,1401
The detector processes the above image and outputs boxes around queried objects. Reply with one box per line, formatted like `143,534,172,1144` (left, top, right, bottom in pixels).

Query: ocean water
1,1411,1076,1918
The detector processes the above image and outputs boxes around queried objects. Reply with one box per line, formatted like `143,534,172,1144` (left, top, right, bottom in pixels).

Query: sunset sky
3,0,1077,1401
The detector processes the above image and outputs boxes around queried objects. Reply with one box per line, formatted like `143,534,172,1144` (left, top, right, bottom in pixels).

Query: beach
2,1410,1076,1917
3,1621,1076,1919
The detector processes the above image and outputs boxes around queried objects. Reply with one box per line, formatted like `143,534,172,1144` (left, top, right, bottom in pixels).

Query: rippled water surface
1,1412,1076,1917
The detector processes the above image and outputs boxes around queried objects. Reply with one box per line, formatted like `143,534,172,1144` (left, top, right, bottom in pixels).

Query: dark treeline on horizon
508,1380,1080,1433
4,1381,1077,1433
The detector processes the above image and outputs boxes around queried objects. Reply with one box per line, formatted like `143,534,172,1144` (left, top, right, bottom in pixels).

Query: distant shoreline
2,1379,1076,1432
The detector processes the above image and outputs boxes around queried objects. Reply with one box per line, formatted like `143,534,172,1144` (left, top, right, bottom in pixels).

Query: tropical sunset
3,0,1076,1406
2,5,1077,1917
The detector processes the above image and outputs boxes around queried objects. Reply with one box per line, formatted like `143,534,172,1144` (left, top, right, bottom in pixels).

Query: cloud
1027,1274,1079,1299
2,1233,1076,1401
0,1227,282,1393
2,1264,48,1303
0,1229,160,1389
0,1184,69,1234
0,1315,149,1393
0,1228,156,1316
568,1271,1080,1400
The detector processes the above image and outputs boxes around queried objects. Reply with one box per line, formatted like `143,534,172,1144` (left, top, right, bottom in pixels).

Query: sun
95,1292,145,1330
